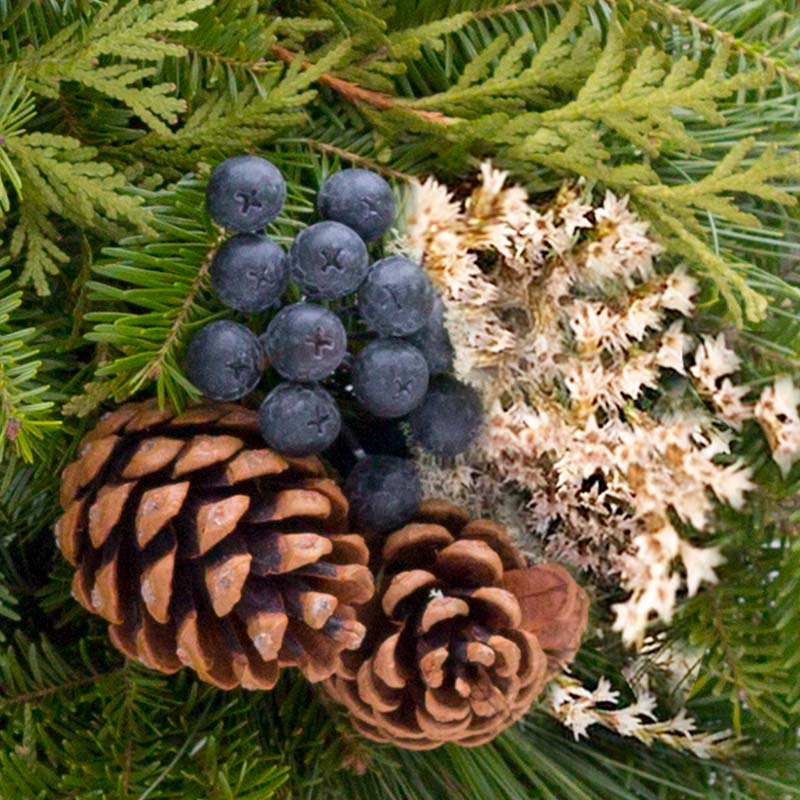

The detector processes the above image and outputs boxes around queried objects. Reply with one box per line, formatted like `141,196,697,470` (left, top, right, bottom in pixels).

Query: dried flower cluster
403,163,800,648
545,674,735,759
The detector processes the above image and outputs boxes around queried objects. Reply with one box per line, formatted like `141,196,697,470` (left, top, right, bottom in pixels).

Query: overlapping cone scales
501,562,589,677
324,501,589,749
56,400,374,689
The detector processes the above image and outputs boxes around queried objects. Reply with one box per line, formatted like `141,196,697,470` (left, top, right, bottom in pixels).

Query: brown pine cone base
324,501,588,750
56,400,374,690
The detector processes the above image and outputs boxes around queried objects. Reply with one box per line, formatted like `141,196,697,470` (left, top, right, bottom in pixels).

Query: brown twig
269,44,457,125
299,138,416,180
475,0,561,16
148,244,217,381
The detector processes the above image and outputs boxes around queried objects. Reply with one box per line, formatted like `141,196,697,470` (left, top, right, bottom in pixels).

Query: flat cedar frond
129,39,352,168
3,131,152,293
16,0,211,133
297,1,797,324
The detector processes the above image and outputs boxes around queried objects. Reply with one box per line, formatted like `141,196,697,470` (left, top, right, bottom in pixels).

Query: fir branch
0,66,33,212
678,512,799,734
0,270,58,462
83,177,222,412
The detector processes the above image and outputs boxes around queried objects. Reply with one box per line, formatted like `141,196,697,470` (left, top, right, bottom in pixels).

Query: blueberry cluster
185,155,483,532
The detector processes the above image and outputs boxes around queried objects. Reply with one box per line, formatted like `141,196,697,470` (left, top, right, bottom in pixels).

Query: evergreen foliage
0,0,798,797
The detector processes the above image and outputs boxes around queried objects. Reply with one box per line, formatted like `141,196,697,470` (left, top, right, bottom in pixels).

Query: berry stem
340,424,367,460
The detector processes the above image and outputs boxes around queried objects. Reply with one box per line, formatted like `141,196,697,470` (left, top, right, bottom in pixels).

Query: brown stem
270,44,457,125
148,244,217,380
300,138,415,180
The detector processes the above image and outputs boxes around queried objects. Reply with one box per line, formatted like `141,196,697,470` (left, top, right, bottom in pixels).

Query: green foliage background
1,1,799,797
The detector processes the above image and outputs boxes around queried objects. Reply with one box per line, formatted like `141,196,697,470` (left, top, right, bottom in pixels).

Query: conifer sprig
0,1,798,797
80,178,222,413
0,270,57,462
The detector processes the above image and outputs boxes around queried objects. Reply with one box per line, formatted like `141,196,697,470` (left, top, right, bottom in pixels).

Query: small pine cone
55,400,374,689
324,500,588,750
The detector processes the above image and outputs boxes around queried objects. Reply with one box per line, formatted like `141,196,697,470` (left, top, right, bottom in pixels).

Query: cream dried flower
404,163,795,649
754,376,800,475
545,674,736,759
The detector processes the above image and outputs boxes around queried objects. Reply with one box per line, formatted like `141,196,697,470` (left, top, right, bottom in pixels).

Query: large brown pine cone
56,400,374,689
324,501,588,750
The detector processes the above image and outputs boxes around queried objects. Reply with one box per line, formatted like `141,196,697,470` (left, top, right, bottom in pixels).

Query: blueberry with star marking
206,155,286,232
258,382,341,456
358,256,435,337
262,302,347,382
185,320,263,401
211,233,287,312
288,221,369,300
317,169,396,242
351,339,429,418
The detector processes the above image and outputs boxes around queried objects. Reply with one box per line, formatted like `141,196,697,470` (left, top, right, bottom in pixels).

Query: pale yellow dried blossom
403,164,788,650
545,674,736,759
755,376,800,475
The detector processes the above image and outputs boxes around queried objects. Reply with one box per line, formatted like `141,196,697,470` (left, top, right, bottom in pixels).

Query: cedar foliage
0,1,799,798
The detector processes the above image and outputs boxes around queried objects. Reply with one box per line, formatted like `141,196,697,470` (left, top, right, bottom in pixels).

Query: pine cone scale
141,544,176,623
224,448,288,483
205,550,251,616
135,481,190,547
194,494,250,555
122,436,185,479
172,434,244,477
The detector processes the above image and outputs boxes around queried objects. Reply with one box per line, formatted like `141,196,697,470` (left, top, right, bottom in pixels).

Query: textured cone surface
324,500,588,749
56,399,373,689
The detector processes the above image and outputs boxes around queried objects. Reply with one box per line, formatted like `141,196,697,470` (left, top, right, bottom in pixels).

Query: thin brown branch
299,139,416,181
475,0,561,17
0,670,120,710
269,44,457,125
148,244,216,381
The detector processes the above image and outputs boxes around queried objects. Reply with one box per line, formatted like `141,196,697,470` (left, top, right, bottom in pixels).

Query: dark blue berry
263,303,347,382
259,383,341,456
206,155,286,232
351,339,429,418
185,320,263,401
407,296,454,375
289,221,369,300
358,256,435,337
317,169,396,242
409,376,483,456
210,233,287,312
345,455,422,534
